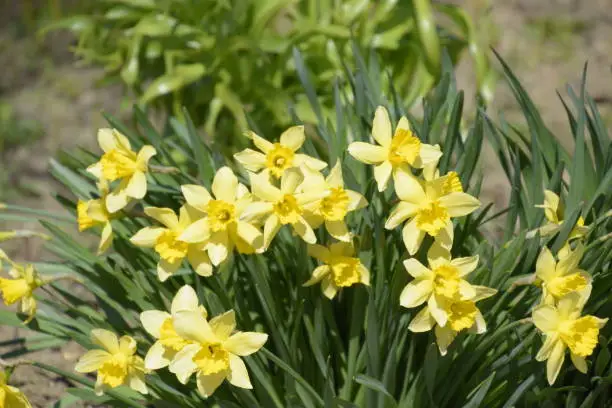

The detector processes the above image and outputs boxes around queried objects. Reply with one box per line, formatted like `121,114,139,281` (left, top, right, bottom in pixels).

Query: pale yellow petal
535,247,556,281
247,131,274,153
471,285,498,302
307,244,331,263
295,154,328,171
393,169,427,204
321,275,338,299
225,332,268,356
98,128,118,152
262,215,281,249
547,340,566,385
536,335,559,362
212,167,238,202
434,221,454,251
280,168,304,194
169,344,200,384
347,142,386,164
207,231,229,266
557,243,584,275
571,352,587,373
374,161,393,192
157,258,182,282
434,325,456,356
173,310,218,344
210,310,236,341
196,371,226,398
428,295,448,327
451,256,479,277
171,285,202,314
413,143,442,168
178,219,210,243
87,162,103,179
326,161,344,187
359,264,370,286
372,106,392,147
236,221,263,248
399,280,433,308
385,202,418,229
136,145,157,168
402,258,432,279
181,184,212,211
402,219,425,255
228,354,252,389
303,265,331,286
131,227,165,247
439,192,480,217
347,190,368,212
125,171,147,199
250,173,282,202
293,216,316,244
280,125,305,151
105,190,129,213
75,349,110,373
233,149,267,172
91,329,119,353
532,305,560,333
140,310,170,338
240,202,274,222
119,335,137,355
98,222,114,254
127,370,148,394
145,207,179,229
408,306,435,332
325,219,351,242
145,341,174,370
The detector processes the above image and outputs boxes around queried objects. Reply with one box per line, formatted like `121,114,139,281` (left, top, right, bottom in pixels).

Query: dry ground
0,0,610,406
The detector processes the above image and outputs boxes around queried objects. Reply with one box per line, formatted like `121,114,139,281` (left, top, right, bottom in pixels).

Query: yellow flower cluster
72,107,492,396
0,249,43,323
531,192,606,385
0,370,32,408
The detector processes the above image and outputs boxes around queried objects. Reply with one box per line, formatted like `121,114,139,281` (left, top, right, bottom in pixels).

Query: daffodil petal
570,352,587,373
196,371,226,398
240,202,274,222
307,244,331,263
144,341,174,370
438,192,480,217
236,221,262,248
326,161,344,187
428,295,448,327
171,285,202,314
471,285,498,301
136,145,157,167
451,255,479,277
399,280,433,308
413,143,442,168
250,173,283,202
157,258,182,282
280,125,305,151
347,190,367,211
127,370,148,394
295,154,328,171
385,202,418,229
409,306,435,332
532,305,560,333
263,215,281,249
212,167,238,202
321,275,338,299
91,329,119,354
209,310,236,341
347,142,386,164
434,325,455,356
179,219,210,243
247,131,274,153
536,335,559,362
402,258,432,279
131,227,165,247
535,247,556,281
325,219,351,242
106,190,129,213
280,168,304,194
173,310,218,344
393,169,427,203
169,344,200,384
145,207,179,229
233,149,267,172
98,128,118,152
374,161,393,192
224,332,268,356
547,340,566,385
181,184,212,211
125,171,147,199
303,265,331,286
75,349,110,373
372,106,392,146
293,216,316,244
98,222,114,254
402,219,425,255
228,354,252,389
119,335,137,355
140,310,170,338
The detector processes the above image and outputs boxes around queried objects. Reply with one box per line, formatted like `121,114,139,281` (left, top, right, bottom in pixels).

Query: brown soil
0,0,611,406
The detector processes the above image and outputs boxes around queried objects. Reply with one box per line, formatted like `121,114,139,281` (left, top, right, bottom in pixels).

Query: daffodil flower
178,167,263,266
535,190,588,239
305,242,370,299
300,162,367,242
0,370,32,407
234,126,327,179
408,287,497,355
399,243,492,327
168,309,268,398
385,169,480,255
140,285,207,370
77,181,114,254
130,206,212,281
0,249,42,322
533,290,608,384
347,106,442,191
242,168,327,249
535,244,591,305
75,329,148,395
87,128,156,213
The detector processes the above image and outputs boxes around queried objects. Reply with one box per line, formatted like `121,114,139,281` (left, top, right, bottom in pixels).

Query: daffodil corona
234,126,326,179
169,309,268,398
533,290,608,384
87,128,156,213
347,106,442,191
535,190,588,239
131,206,212,281
178,167,263,265
75,329,148,395
385,169,480,254
305,242,370,298
535,244,591,305
77,181,115,254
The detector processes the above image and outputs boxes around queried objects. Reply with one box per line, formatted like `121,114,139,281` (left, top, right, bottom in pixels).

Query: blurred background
0,0,610,405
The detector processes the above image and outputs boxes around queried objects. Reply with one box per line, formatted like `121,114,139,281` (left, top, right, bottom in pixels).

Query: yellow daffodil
533,290,608,384
0,370,32,408
408,287,497,355
130,206,211,281
77,181,114,254
75,329,148,395
242,168,327,249
535,244,591,305
234,126,327,179
168,309,268,398
305,242,370,299
385,169,480,255
535,190,588,239
140,285,207,370
0,249,42,322
87,128,156,213
347,106,442,191
399,243,492,327
177,167,263,266
300,162,367,241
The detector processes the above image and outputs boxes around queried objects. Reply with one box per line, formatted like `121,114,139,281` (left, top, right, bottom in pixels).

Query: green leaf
462,371,496,408
355,374,398,408
140,64,206,104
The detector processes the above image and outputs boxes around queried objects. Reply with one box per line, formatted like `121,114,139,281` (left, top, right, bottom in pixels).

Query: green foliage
43,0,493,150
1,50,611,407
